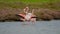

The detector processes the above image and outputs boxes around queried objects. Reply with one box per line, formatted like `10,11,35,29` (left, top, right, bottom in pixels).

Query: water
0,20,60,34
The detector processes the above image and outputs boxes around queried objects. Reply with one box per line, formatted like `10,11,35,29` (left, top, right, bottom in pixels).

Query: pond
0,20,60,34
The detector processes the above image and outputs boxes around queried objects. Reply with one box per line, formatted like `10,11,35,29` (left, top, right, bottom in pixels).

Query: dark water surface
0,20,60,34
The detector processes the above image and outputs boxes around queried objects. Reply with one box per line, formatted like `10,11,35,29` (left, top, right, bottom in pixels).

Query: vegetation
0,0,60,21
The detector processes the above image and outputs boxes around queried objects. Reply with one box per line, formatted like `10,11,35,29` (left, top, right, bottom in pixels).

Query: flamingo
17,7,37,22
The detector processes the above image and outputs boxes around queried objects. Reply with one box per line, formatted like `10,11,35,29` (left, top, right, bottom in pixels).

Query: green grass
0,0,60,9
0,0,60,4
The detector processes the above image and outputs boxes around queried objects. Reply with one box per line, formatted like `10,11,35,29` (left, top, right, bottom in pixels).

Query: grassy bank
0,0,60,21
0,0,60,9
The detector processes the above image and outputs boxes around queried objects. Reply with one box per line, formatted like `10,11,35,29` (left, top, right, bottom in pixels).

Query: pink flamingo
18,7,37,22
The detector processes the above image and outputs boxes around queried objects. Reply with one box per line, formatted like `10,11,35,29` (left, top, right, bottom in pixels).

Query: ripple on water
0,20,60,34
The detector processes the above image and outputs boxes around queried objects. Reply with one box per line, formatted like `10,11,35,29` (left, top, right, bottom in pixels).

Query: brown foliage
0,8,60,21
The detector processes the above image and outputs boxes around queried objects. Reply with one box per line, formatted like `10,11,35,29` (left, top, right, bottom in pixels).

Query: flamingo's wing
16,14,25,19
31,17,37,18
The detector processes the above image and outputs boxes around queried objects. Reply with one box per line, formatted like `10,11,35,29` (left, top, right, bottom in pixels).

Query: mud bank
0,8,60,21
